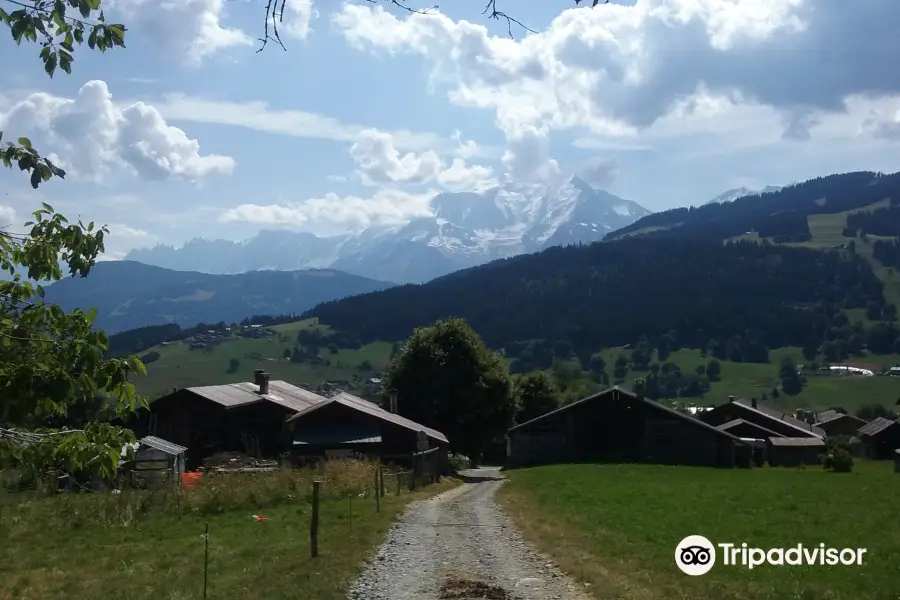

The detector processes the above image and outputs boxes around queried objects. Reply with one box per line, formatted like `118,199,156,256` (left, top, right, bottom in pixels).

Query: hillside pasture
596,346,900,413
498,462,898,600
134,319,393,400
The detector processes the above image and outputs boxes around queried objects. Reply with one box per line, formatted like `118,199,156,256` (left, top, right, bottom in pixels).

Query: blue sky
1,0,899,259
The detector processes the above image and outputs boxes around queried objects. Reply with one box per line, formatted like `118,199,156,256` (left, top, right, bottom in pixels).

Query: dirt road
347,467,593,600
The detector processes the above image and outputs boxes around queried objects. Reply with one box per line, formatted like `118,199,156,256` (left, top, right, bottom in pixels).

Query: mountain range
41,262,392,334
124,176,651,284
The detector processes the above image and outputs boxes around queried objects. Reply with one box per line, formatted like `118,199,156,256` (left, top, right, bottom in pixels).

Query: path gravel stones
347,467,594,600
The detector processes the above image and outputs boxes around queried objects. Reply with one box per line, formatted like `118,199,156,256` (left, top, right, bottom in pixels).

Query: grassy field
596,346,900,413
498,462,898,600
0,461,457,600
135,319,393,400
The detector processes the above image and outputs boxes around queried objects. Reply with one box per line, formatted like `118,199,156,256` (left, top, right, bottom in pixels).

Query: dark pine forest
304,238,889,366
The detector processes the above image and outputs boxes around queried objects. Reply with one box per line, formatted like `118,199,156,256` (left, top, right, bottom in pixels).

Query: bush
821,437,854,473
140,351,161,365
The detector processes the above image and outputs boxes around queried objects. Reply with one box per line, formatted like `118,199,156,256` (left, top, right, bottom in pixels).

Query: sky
1,0,899,260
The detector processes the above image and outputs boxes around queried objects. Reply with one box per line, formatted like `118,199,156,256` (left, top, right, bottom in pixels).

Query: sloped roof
140,435,187,455
815,412,866,427
732,400,825,438
508,386,746,444
285,391,449,444
184,380,327,412
768,436,825,447
858,417,899,437
293,421,382,445
717,418,783,438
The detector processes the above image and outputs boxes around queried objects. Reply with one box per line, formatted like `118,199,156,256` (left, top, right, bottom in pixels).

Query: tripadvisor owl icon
675,535,716,576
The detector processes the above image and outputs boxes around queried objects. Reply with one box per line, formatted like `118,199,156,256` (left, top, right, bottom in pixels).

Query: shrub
821,437,854,473
140,351,161,365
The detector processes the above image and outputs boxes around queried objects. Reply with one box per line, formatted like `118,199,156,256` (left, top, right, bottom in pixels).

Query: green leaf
44,51,58,78
17,137,31,149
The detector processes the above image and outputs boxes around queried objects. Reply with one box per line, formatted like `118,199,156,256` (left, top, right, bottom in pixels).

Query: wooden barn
699,396,825,439
814,412,868,437
766,437,825,467
133,370,327,468
857,417,900,460
506,384,751,469
286,391,449,465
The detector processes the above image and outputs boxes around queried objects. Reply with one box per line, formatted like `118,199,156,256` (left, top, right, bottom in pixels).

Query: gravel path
347,467,594,600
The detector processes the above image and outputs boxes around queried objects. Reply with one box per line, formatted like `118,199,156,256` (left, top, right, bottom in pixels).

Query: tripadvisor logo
675,535,867,575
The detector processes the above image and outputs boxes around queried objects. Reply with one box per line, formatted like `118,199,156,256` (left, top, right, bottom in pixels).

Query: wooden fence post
374,468,380,512
396,471,401,496
379,466,385,498
310,481,320,558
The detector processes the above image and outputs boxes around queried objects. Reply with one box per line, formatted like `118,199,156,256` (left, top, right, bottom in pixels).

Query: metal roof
285,392,449,444
185,380,328,413
508,387,747,444
768,436,825,447
140,435,187,455
815,409,840,422
717,418,783,438
814,412,866,427
858,417,899,437
732,400,825,438
293,422,382,446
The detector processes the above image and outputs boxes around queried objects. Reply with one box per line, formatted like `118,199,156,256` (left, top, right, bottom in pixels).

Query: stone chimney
751,397,758,409
257,371,270,395
388,389,398,413
254,369,265,386
728,394,736,403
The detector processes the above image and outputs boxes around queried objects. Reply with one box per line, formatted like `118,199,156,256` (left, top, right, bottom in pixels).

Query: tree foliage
0,0,143,482
513,371,560,424
384,318,514,461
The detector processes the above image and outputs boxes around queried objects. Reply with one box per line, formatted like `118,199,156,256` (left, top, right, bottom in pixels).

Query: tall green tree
384,318,514,463
513,371,559,424
0,0,144,482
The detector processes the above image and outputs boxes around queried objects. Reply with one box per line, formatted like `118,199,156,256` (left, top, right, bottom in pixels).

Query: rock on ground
347,467,594,600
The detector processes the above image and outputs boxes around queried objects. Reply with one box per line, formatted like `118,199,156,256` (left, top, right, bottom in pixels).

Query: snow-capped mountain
125,177,651,284
702,185,785,206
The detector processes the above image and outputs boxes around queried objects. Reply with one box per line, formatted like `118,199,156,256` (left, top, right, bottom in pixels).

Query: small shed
857,417,900,460
766,437,825,467
129,436,187,485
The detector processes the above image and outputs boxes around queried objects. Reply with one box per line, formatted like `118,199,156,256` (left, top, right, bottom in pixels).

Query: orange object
182,471,203,489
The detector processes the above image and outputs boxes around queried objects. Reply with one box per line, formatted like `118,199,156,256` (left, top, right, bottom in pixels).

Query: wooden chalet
506,383,752,469
857,417,900,460
814,412,868,437
699,396,825,439
135,370,326,468
285,391,449,466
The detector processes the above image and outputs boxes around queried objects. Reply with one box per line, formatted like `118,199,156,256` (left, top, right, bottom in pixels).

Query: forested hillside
607,171,900,243
303,238,888,364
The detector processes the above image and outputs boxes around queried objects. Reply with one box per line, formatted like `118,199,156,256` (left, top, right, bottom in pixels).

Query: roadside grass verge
497,462,897,600
0,460,458,600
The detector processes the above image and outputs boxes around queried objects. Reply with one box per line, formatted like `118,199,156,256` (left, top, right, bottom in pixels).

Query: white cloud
219,188,438,232
108,0,252,66
0,204,16,226
154,94,445,152
350,128,495,191
0,81,235,184
279,0,318,40
332,1,900,142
